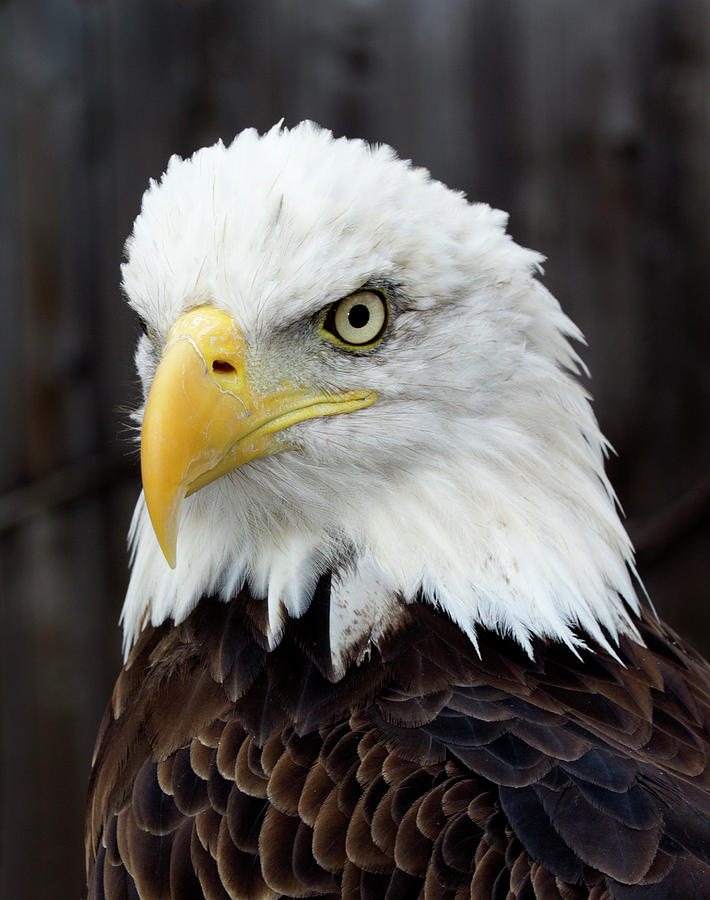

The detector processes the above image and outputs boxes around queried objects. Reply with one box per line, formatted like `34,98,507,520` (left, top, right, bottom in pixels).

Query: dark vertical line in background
78,4,110,455
637,0,708,496
0,0,24,494
467,0,523,212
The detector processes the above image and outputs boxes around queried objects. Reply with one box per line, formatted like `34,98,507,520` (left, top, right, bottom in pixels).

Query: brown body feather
86,581,710,899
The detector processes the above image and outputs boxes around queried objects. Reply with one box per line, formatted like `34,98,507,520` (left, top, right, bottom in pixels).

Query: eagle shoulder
86,589,710,899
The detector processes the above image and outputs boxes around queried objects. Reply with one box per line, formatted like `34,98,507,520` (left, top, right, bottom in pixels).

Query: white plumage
121,121,639,667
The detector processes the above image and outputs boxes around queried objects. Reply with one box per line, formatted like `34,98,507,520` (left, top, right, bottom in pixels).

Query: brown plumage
86,582,710,899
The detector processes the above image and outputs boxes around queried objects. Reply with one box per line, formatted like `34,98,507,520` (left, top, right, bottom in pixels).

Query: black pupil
348,304,370,329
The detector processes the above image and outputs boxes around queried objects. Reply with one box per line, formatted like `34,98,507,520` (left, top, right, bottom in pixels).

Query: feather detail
88,596,710,898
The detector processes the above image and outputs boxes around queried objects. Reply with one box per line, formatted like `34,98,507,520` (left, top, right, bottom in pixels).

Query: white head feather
121,122,641,669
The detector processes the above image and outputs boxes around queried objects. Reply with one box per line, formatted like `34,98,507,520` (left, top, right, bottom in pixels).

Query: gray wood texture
1,0,709,896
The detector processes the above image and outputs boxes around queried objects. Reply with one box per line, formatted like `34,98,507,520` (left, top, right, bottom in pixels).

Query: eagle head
121,122,639,674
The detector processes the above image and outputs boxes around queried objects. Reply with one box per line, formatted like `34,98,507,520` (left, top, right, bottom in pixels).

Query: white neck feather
122,371,641,669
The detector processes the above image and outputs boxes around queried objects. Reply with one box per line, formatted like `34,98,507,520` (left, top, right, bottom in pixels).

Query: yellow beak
141,306,376,567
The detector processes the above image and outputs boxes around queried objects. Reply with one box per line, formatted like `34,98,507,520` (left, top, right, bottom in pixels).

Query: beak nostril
212,360,235,374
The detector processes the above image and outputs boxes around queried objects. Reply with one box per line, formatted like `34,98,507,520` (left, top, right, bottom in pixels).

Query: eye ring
321,290,389,349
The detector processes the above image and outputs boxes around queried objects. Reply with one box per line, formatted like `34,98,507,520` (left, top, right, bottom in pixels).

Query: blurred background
1,0,709,896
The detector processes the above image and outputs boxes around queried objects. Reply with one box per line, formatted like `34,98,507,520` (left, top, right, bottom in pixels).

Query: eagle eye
322,290,389,349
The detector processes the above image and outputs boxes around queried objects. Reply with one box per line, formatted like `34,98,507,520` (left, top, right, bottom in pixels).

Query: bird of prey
86,122,710,899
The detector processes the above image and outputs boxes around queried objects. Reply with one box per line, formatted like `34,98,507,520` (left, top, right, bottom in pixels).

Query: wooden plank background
1,0,709,896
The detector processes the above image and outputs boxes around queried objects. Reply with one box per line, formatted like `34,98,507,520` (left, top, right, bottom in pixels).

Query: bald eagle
86,123,710,899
